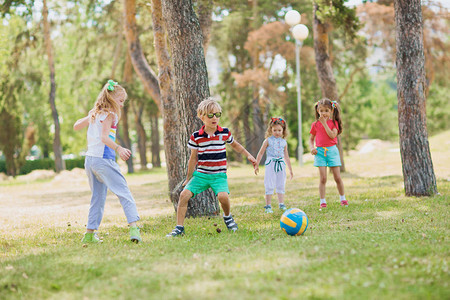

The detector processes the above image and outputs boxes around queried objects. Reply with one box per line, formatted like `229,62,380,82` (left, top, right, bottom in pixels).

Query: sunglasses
207,112,222,118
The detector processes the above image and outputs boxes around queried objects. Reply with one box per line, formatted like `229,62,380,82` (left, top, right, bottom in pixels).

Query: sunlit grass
1,132,449,299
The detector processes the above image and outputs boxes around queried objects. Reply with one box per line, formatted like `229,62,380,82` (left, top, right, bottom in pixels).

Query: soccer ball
280,208,308,236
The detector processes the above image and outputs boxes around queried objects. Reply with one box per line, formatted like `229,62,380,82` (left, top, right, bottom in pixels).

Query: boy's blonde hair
197,97,222,118
91,81,127,122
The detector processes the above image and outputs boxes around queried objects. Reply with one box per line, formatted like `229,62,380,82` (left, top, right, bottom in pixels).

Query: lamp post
285,10,309,166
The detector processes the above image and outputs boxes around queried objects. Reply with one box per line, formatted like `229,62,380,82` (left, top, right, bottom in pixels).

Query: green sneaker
279,203,287,211
130,227,142,243
81,232,102,244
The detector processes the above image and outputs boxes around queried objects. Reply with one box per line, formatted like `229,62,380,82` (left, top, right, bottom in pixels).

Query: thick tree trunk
313,3,345,172
121,51,134,173
197,0,213,53
150,0,183,201
42,0,65,173
394,0,437,196
161,0,219,217
149,112,161,168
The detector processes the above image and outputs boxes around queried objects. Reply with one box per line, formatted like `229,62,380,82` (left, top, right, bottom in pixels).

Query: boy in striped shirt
167,98,257,237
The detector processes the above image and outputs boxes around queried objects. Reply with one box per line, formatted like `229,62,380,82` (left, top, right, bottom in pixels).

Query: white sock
223,214,231,218
320,198,326,204
340,195,346,201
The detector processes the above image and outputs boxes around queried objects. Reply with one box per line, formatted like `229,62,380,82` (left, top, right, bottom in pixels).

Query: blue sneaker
166,225,185,237
224,215,238,232
279,203,287,211
264,205,273,213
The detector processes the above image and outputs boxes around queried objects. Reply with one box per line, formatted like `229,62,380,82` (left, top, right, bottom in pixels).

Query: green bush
0,160,5,174
0,158,85,175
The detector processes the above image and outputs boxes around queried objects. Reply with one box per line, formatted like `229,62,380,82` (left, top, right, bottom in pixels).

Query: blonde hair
265,117,288,139
197,97,222,118
91,82,127,122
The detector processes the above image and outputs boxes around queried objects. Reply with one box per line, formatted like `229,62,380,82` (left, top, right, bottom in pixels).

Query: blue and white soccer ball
280,208,308,236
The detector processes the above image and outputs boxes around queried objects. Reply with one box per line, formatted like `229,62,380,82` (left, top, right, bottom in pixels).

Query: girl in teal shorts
309,98,348,208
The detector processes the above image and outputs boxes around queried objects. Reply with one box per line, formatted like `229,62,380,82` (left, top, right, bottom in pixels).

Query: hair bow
271,117,285,123
107,79,118,91
331,101,337,108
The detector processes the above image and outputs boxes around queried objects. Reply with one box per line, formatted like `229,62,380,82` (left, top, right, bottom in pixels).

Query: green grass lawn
1,133,450,299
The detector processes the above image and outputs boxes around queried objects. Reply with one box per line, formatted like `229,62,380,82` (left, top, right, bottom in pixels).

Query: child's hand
254,165,259,175
311,148,318,155
248,154,257,167
289,170,293,180
318,116,327,125
118,146,132,161
182,178,190,187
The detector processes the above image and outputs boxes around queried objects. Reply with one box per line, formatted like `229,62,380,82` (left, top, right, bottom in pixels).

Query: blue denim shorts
184,170,230,196
314,145,341,167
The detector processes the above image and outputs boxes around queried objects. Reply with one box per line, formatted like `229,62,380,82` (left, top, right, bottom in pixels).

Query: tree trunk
249,0,265,159
0,110,19,176
394,0,437,196
230,119,243,163
243,103,252,156
123,0,161,109
132,101,148,170
251,92,265,159
197,0,213,53
121,51,134,173
150,0,183,201
111,8,124,80
161,0,219,217
149,111,161,168
313,2,345,172
42,0,65,173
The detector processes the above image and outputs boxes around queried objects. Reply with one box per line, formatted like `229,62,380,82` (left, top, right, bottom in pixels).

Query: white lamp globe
285,10,301,26
292,24,309,41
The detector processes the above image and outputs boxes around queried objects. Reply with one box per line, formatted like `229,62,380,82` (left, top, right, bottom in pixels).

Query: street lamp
285,10,309,166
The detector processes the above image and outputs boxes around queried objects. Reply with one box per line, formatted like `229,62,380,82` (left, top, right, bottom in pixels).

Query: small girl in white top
73,80,142,243
254,117,293,213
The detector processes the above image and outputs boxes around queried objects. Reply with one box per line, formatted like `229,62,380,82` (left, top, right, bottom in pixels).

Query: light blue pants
85,156,140,230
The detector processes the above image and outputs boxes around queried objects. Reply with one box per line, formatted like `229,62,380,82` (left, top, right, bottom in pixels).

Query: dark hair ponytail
314,98,343,135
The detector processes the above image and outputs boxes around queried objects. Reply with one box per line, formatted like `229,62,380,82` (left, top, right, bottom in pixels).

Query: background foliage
0,0,449,175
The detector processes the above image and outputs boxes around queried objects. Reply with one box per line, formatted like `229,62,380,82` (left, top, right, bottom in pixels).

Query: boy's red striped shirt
188,125,234,174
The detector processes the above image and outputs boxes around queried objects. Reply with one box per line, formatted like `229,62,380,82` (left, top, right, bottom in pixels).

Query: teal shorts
184,170,230,196
314,145,342,167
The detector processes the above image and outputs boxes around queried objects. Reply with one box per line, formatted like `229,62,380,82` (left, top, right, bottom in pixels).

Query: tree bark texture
121,51,134,173
161,0,219,217
123,0,161,109
42,0,65,173
313,2,345,172
149,112,161,167
132,101,148,170
197,0,213,53
394,0,437,196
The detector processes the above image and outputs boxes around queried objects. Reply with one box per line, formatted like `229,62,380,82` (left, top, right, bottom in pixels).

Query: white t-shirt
85,112,118,159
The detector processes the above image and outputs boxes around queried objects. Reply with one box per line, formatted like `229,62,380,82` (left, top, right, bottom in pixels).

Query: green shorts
184,170,230,196
314,145,342,167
